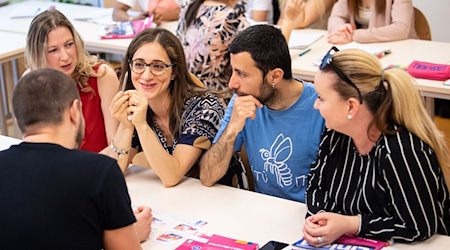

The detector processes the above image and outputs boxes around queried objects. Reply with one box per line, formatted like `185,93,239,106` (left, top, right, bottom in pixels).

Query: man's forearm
200,128,237,186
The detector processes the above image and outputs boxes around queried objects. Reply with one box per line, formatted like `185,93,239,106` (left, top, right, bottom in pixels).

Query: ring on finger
316,236,324,244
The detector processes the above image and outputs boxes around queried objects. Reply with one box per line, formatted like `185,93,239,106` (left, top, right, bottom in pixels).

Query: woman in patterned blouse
177,0,248,97
305,47,450,246
107,28,226,187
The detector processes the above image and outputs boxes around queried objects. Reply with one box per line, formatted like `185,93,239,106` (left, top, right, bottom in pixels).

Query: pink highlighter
335,235,390,250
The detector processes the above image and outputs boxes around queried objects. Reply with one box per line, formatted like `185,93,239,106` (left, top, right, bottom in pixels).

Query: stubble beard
257,77,278,106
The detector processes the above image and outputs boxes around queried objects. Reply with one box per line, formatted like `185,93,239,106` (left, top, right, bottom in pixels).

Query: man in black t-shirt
0,69,148,249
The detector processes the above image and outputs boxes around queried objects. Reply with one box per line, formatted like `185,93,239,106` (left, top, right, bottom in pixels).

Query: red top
77,65,108,152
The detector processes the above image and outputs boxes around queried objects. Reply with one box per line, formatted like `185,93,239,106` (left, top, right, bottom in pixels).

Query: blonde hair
329,49,450,190
25,9,101,94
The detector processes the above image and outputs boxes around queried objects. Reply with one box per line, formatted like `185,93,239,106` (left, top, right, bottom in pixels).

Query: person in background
113,0,180,24
106,28,229,187
199,25,325,202
25,9,118,153
278,0,335,32
177,0,248,97
245,0,273,24
327,0,417,44
305,47,450,247
0,69,151,248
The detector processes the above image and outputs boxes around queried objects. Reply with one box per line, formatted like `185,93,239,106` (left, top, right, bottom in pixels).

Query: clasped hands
303,212,360,247
111,90,148,127
328,23,356,44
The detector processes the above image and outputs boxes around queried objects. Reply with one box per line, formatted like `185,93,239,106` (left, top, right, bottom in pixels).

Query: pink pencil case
407,61,450,81
335,235,390,250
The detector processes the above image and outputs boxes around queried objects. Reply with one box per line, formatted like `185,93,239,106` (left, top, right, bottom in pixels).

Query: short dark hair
13,69,80,133
229,24,292,79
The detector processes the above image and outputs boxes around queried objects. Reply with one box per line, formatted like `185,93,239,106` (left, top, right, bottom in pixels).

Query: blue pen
299,48,312,57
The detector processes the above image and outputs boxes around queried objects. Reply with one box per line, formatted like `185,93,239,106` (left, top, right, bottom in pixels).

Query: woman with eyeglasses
25,10,119,153
304,47,450,247
107,28,226,187
327,0,417,44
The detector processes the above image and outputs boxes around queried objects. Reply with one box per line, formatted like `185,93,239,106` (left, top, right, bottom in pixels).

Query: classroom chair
414,7,431,41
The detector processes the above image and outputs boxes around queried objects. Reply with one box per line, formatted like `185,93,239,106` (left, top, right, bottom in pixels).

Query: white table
0,1,177,56
125,169,450,250
290,34,450,115
0,134,21,150
0,134,448,249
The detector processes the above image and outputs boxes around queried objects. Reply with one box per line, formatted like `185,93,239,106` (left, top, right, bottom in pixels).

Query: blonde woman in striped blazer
304,47,450,247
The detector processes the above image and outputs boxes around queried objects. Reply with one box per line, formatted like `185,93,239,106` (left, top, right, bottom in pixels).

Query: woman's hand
284,0,306,22
125,90,149,127
110,91,133,127
328,23,354,44
303,212,359,247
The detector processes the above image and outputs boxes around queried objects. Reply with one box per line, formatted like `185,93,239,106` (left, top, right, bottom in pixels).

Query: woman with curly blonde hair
25,9,119,152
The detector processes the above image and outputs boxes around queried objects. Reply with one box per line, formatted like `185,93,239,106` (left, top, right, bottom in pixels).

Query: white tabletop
0,31,25,62
126,168,305,249
0,135,21,151
0,1,177,56
291,34,450,100
125,169,450,250
0,1,113,33
0,134,448,249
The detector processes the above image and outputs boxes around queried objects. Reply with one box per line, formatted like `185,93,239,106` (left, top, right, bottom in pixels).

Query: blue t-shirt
214,82,325,202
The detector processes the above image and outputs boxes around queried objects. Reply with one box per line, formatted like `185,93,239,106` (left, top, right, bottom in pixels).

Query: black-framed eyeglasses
320,46,363,104
129,59,175,76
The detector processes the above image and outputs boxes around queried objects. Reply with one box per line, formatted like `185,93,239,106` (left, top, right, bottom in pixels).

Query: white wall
413,0,450,42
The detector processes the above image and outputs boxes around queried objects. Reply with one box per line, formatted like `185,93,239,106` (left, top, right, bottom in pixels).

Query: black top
0,142,136,249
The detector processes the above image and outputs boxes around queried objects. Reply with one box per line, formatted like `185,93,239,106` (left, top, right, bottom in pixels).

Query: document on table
337,42,391,58
288,30,326,49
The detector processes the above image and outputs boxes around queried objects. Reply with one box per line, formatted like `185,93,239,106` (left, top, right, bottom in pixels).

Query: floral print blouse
177,0,248,95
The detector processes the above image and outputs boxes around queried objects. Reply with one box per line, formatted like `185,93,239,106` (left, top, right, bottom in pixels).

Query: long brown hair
120,28,207,138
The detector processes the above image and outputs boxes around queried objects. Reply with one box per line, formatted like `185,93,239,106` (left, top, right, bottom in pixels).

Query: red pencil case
407,61,450,81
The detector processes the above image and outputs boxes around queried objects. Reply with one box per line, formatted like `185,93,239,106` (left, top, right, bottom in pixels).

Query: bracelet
110,140,130,159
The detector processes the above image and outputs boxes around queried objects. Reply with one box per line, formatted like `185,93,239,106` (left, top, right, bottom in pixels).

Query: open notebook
288,29,326,49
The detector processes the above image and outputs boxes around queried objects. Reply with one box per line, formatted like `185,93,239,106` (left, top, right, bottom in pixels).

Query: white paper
288,30,326,49
337,42,391,57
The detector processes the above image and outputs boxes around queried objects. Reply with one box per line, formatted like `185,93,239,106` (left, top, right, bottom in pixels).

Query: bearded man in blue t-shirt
199,24,325,202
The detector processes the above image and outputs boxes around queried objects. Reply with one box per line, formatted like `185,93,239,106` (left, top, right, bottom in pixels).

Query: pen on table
299,48,311,57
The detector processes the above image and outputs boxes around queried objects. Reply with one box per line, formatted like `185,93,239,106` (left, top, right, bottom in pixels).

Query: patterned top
307,129,450,242
132,92,225,177
176,0,248,94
